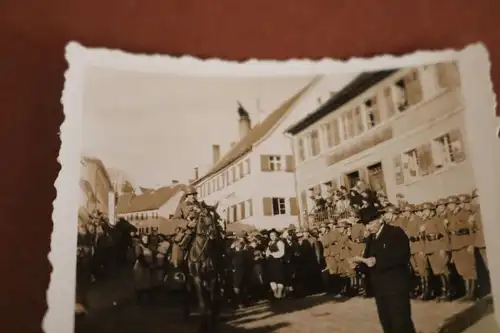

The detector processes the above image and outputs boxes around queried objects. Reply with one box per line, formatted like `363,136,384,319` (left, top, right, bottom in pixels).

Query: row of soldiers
315,188,488,302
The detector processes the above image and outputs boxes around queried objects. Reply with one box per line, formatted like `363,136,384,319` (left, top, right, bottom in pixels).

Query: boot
440,275,452,301
462,279,477,302
420,277,431,300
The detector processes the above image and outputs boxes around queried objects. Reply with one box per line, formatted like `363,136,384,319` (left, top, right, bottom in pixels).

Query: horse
181,203,225,333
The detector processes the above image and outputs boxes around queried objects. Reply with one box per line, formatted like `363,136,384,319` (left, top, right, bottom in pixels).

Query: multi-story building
116,181,187,232
285,61,474,225
191,78,319,230
79,156,115,223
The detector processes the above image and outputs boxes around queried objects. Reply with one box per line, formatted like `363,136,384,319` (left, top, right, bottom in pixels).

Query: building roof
193,77,320,185
116,183,188,214
285,69,397,135
81,156,113,190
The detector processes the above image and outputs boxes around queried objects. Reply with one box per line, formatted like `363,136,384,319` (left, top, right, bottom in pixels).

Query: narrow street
76,271,472,333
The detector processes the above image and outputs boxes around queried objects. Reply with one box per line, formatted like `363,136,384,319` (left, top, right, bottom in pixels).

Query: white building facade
193,80,319,230
285,62,474,226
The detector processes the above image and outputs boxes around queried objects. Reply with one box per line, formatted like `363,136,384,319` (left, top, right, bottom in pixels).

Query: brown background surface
0,1,499,332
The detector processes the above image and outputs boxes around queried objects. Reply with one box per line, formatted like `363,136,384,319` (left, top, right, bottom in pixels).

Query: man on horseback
172,186,225,332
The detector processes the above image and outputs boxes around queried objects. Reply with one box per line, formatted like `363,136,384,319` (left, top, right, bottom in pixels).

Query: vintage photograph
54,45,497,333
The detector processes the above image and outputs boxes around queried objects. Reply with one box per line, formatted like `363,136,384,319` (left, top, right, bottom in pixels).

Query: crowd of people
75,181,489,316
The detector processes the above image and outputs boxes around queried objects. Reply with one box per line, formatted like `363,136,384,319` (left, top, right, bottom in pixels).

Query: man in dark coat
350,214,416,333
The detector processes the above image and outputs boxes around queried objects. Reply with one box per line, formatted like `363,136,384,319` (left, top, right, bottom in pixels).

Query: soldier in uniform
349,215,368,296
319,225,335,293
383,205,400,227
471,189,487,269
423,200,451,301
337,219,355,296
446,195,477,301
174,185,202,220
405,204,429,299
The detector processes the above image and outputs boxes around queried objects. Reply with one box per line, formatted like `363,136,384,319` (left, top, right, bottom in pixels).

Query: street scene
75,61,491,333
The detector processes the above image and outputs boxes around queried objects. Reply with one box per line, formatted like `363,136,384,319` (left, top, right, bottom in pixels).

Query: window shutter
240,202,246,219
359,168,369,185
263,197,273,216
248,199,253,216
416,143,435,176
226,208,230,222
285,155,295,172
290,197,299,216
384,86,396,118
260,155,270,172
449,129,466,162
232,167,236,182
300,191,308,214
404,70,423,105
332,118,341,145
394,155,404,185
246,159,251,175
239,163,244,177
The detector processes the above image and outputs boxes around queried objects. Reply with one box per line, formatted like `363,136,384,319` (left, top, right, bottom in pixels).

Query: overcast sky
81,67,352,188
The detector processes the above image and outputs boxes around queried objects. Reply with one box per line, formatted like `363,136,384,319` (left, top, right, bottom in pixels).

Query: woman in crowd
265,229,286,299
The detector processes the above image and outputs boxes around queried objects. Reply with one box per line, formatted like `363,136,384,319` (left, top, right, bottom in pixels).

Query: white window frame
268,155,282,171
272,197,286,215
402,149,421,182
432,133,455,170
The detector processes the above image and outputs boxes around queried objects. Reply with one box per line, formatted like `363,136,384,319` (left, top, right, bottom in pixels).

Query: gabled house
191,77,320,230
116,181,188,232
285,62,474,225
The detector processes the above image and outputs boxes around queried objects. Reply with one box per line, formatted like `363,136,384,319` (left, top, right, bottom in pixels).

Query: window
342,110,354,140
226,171,231,185
365,96,380,128
297,138,306,161
268,155,282,171
272,198,286,215
310,130,321,156
331,118,341,145
403,149,420,180
322,122,334,148
246,199,253,217
239,163,244,178
231,167,236,182
394,70,423,110
245,159,251,175
353,106,364,135
238,202,245,220
433,133,456,169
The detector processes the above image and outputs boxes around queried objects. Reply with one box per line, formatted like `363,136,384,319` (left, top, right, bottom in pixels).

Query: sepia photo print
50,43,498,333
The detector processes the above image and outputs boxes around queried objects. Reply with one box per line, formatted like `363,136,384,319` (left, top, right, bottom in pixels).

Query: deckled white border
46,42,497,333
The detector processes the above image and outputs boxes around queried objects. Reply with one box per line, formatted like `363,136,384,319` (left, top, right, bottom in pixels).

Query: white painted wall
291,65,476,215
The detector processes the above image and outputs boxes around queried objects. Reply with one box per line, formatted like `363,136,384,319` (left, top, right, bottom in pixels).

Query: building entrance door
367,162,387,194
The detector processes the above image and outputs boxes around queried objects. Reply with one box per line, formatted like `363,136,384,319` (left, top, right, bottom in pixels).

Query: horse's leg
182,279,191,321
208,274,221,332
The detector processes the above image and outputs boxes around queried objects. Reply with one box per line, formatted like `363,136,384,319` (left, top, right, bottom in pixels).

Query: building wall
80,157,113,216
158,190,185,218
290,63,473,218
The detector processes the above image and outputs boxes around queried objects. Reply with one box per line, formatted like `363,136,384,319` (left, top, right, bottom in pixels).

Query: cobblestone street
76,290,472,333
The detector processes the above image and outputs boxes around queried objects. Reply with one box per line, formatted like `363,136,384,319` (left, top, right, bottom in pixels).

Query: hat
446,196,460,204
185,186,197,195
396,193,405,199
268,228,279,235
383,205,398,213
436,198,448,206
319,223,327,229
422,202,436,210
472,188,479,198
404,204,414,212
288,224,297,230
458,194,472,203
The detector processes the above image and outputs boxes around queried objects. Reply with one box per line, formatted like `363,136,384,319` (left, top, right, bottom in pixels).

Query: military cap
383,205,398,213
319,223,327,229
337,218,350,227
458,194,472,203
422,202,436,210
404,204,414,212
396,193,405,199
472,189,479,198
436,198,448,206
446,196,460,204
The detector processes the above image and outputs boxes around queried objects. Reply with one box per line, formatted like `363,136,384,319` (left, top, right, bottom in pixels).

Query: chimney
212,144,221,165
194,167,199,179
237,102,251,140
